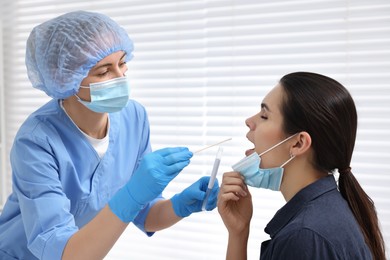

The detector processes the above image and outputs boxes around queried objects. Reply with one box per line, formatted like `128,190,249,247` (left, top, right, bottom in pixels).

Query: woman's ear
290,132,311,157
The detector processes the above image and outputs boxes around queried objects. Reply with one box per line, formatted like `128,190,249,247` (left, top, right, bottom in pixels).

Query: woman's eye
261,115,268,120
119,61,127,67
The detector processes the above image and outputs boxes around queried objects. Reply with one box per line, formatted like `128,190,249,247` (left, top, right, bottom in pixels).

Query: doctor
0,11,219,260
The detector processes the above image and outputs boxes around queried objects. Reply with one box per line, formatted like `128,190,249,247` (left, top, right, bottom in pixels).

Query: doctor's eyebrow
91,53,127,71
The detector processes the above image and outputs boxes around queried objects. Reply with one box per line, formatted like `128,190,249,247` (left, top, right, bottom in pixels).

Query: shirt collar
264,175,337,237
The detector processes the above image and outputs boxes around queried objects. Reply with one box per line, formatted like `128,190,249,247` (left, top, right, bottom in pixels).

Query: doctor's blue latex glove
109,147,193,222
171,176,220,218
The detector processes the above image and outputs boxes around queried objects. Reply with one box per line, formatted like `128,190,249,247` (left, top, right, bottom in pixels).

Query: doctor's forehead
93,51,126,66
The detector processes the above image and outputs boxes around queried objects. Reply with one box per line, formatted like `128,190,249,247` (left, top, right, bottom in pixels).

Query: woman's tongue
245,148,255,156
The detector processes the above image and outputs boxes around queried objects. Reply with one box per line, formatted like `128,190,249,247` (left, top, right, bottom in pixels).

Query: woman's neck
280,158,328,202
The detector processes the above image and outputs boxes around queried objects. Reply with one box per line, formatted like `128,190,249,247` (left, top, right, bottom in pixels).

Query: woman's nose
245,117,254,131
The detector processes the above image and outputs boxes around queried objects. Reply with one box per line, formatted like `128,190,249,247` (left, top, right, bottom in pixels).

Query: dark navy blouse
260,175,372,259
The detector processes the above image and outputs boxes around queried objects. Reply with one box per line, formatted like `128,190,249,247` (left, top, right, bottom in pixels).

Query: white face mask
232,134,297,191
76,76,130,113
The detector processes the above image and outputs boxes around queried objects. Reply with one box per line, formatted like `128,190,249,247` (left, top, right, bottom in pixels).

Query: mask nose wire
258,133,298,157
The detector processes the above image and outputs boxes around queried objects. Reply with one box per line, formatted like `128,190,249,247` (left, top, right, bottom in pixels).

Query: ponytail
339,171,386,260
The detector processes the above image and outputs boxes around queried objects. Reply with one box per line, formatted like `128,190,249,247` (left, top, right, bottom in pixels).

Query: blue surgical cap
25,11,133,99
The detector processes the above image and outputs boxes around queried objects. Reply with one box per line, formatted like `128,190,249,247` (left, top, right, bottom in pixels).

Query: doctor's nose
113,66,128,78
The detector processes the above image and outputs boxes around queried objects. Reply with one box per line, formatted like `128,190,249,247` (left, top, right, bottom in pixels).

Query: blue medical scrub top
260,175,372,259
0,99,162,260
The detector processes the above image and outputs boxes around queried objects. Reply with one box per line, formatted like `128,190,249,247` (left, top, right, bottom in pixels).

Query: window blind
1,0,389,259
0,18,6,209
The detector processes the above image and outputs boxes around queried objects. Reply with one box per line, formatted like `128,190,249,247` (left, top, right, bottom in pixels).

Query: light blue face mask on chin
232,134,296,191
76,76,130,113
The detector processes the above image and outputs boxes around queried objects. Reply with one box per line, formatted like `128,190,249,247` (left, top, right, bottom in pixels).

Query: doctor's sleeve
11,134,78,260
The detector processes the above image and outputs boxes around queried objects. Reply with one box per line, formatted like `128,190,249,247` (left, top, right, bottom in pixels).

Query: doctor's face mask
232,134,297,191
76,76,130,113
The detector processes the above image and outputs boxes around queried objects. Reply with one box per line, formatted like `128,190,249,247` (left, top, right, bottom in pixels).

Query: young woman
218,72,386,259
0,11,219,260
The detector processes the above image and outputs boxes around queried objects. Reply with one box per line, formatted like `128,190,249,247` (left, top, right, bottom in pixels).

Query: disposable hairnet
25,11,133,99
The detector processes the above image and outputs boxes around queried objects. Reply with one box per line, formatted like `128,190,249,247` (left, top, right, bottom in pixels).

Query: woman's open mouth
245,148,255,156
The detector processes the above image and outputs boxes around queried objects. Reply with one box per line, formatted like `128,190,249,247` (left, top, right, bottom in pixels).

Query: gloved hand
109,147,193,222
171,176,220,218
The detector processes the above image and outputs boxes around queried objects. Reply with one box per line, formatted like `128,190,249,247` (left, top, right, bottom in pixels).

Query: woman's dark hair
279,72,385,260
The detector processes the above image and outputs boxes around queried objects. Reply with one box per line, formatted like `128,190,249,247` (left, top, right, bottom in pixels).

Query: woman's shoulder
297,188,357,231
279,189,370,258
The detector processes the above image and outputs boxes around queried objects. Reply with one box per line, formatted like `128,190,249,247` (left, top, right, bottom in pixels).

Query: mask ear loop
280,155,295,167
74,94,87,102
258,133,299,157
75,85,91,102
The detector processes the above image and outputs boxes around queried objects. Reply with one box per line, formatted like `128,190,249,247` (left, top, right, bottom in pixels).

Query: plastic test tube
201,146,223,211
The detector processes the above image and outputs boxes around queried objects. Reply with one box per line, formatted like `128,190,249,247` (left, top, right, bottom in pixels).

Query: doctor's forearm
62,205,128,260
144,200,181,232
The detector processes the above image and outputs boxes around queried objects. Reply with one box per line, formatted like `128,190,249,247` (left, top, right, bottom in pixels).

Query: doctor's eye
97,71,109,77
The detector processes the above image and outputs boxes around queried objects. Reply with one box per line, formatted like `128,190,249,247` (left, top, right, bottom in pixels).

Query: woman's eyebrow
261,102,271,112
